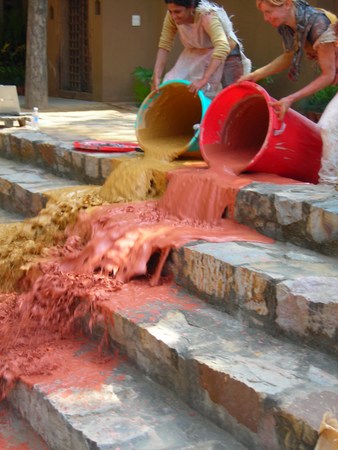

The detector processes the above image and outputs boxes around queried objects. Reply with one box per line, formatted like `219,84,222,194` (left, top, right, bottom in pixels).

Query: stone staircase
0,118,337,450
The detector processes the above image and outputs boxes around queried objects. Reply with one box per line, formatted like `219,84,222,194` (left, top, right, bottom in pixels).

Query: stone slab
170,240,338,354
235,183,338,256
0,206,24,224
0,114,29,128
0,400,48,449
1,123,337,256
7,339,248,450
0,130,142,184
77,282,338,450
0,156,83,216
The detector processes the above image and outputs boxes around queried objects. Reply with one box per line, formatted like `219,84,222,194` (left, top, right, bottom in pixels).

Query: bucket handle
193,123,200,136
273,121,286,136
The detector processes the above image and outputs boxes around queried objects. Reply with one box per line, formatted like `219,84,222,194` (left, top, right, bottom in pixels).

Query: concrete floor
18,96,139,144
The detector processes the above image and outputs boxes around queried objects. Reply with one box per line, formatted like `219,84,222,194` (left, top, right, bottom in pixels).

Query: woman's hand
151,48,169,92
237,72,258,83
188,79,208,95
151,75,162,92
269,96,294,121
189,57,223,95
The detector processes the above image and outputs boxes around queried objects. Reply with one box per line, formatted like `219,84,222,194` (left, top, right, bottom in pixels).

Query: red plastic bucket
199,81,323,183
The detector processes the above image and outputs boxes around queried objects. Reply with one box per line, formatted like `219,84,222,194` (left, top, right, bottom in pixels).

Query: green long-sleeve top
158,11,232,60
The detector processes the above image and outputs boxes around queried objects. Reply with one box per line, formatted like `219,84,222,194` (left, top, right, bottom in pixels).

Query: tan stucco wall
47,0,337,102
47,0,182,101
100,0,165,102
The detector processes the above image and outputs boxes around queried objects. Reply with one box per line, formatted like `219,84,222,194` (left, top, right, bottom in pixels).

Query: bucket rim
159,79,210,114
200,81,279,168
136,79,211,153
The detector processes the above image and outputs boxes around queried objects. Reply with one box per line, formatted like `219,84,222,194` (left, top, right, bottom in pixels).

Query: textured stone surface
235,183,338,256
54,144,73,177
8,134,22,160
276,277,338,345
84,153,100,182
170,241,338,354
1,126,337,254
0,113,139,185
0,206,24,223
101,156,114,180
20,138,37,162
36,142,57,167
0,156,84,216
8,340,248,450
91,284,338,450
0,401,48,449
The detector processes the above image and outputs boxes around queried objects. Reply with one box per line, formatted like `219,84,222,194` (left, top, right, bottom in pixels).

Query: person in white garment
239,0,337,186
317,19,338,187
151,0,251,98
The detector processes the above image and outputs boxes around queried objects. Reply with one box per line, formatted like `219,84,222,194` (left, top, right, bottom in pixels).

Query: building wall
99,0,184,102
47,0,337,102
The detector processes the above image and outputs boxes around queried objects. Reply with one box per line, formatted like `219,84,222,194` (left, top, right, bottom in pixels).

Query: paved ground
18,96,139,143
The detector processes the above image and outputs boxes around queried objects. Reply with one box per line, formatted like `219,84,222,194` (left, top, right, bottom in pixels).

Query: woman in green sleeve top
152,0,251,98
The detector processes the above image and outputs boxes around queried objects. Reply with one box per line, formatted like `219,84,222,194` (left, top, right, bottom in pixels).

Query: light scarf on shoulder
196,0,252,74
278,0,321,81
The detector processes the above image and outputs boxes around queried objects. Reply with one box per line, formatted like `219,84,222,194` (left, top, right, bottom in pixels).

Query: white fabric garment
197,0,251,75
318,93,338,186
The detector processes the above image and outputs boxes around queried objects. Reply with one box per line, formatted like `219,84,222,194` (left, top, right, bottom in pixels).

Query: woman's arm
152,12,177,91
189,13,230,94
272,42,337,119
189,57,224,93
152,48,170,91
238,52,293,82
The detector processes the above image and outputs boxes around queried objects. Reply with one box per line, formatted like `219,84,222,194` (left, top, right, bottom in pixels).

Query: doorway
61,0,91,96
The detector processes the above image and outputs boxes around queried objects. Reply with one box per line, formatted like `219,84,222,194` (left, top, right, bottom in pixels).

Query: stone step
234,182,338,257
0,110,336,450
7,338,248,450
0,400,48,449
81,282,338,450
0,156,84,217
0,128,139,185
1,129,337,256
169,240,338,356
0,206,25,224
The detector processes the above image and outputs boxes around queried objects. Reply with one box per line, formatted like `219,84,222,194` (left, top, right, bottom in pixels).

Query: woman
239,0,337,186
151,0,251,98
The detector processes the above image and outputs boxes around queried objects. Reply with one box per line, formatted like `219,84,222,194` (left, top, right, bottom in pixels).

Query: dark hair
164,0,201,7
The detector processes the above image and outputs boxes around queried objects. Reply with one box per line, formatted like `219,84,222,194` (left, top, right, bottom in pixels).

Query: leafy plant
132,66,153,105
257,75,274,87
298,85,338,114
0,7,26,87
0,8,26,48
0,43,26,85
